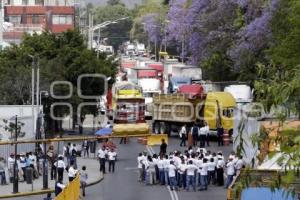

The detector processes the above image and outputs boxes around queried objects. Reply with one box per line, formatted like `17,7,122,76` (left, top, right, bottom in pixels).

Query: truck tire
160,122,170,136
160,122,166,134
153,121,160,134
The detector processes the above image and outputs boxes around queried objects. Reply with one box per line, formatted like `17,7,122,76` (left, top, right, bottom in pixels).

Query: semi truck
151,84,236,136
111,81,150,135
224,84,253,105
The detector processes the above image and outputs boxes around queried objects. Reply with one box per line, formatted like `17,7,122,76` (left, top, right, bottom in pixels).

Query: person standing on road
82,140,90,158
224,158,235,189
207,157,216,185
185,160,198,192
160,139,167,155
217,125,224,146
54,155,66,182
47,145,56,180
178,158,187,190
191,124,199,147
199,158,208,191
234,155,244,176
179,124,187,147
80,166,88,197
7,153,15,183
157,155,165,185
98,146,107,174
70,144,78,169
137,153,144,182
199,124,207,148
147,156,156,185
216,154,225,186
64,143,71,166
19,153,27,182
204,122,210,147
163,155,170,185
0,157,7,185
168,161,178,191
108,149,117,173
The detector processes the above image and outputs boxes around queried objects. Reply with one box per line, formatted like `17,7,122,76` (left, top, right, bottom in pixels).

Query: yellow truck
111,81,150,135
151,87,236,136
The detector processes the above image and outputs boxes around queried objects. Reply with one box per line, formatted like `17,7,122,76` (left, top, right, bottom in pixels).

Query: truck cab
168,77,192,93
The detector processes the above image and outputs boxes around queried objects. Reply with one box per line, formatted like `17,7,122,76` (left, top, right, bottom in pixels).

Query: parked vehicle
224,84,253,105
152,84,236,136
111,81,149,135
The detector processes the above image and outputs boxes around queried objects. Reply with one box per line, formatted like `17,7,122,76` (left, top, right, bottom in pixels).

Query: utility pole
36,57,40,140
88,13,93,49
13,116,18,194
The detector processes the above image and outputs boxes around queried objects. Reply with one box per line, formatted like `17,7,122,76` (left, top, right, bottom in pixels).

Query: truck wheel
160,122,166,134
160,122,170,136
153,121,160,134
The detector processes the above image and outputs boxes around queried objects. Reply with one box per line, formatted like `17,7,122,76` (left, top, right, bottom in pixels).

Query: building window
34,0,44,5
22,0,28,5
52,15,73,25
32,15,41,24
8,15,22,24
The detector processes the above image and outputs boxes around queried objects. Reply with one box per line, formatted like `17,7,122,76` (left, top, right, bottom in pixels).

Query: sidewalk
0,157,102,198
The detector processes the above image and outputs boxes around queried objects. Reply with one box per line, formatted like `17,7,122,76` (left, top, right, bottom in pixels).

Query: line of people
137,148,244,191
179,123,225,148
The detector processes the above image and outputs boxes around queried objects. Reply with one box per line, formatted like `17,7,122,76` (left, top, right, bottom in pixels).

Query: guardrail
55,174,80,200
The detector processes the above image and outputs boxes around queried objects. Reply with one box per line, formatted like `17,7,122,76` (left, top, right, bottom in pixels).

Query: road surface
13,137,230,200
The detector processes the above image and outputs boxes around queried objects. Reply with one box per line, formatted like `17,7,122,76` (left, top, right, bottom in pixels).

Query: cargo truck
152,84,236,136
111,81,150,135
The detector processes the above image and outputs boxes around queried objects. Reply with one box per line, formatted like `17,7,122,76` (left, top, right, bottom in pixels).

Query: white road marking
147,146,180,200
167,185,176,200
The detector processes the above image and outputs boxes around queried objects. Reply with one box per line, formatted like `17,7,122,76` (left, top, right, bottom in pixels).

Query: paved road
12,137,230,200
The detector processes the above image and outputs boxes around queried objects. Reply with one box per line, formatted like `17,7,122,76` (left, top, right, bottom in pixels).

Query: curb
0,174,104,199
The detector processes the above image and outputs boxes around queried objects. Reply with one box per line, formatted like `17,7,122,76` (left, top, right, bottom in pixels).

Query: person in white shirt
199,158,208,190
108,149,117,173
54,155,66,182
216,157,225,186
98,147,107,174
179,124,187,147
185,160,198,191
178,158,187,189
163,155,170,185
224,158,235,188
80,166,88,196
7,154,15,183
137,153,144,182
207,158,216,185
168,161,178,191
68,162,78,182
234,156,244,175
199,124,207,148
204,122,210,147
157,155,165,185
195,155,203,187
19,153,27,182
146,156,156,185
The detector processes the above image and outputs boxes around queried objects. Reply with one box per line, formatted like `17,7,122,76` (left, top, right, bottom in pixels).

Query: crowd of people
137,146,244,191
179,123,225,148
0,141,92,199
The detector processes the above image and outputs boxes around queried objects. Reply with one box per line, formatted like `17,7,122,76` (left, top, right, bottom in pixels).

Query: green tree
93,4,133,50
0,30,117,136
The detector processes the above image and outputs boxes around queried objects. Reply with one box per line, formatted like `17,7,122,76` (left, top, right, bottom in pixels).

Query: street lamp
10,115,18,194
88,16,129,50
39,90,49,189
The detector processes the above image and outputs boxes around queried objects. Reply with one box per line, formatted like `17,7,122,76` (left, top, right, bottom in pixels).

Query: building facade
4,0,75,43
